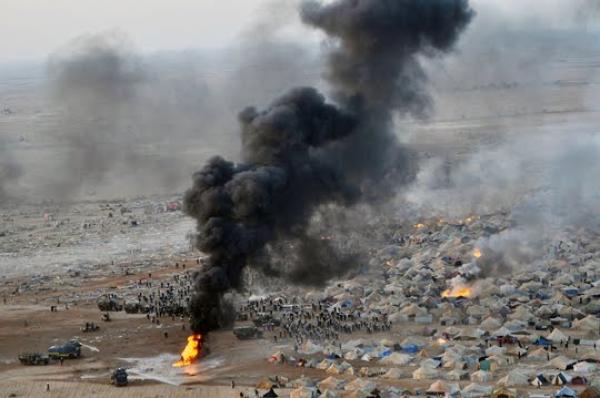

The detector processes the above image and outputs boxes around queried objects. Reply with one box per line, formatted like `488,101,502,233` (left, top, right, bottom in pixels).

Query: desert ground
1,49,600,398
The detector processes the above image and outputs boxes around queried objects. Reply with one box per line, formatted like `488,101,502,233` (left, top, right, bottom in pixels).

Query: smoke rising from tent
184,0,474,333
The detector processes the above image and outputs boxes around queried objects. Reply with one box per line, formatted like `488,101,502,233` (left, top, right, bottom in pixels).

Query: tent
379,352,412,366
548,329,569,343
534,337,552,347
263,388,279,398
382,368,405,380
426,380,459,396
486,346,507,356
551,357,576,371
492,387,517,398
402,344,421,354
529,347,551,361
420,358,442,369
551,372,572,386
344,379,376,392
497,370,529,387
574,361,597,374
290,387,318,398
531,374,549,387
554,387,577,398
446,369,468,381
317,359,334,370
291,377,317,388
318,377,346,391
471,370,492,383
481,317,503,331
300,341,323,355
413,366,440,380
462,383,492,398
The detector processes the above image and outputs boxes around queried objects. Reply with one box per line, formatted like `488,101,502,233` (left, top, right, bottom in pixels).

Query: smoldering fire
184,0,474,335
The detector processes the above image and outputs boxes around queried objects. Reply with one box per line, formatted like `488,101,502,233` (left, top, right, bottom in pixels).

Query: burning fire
173,334,202,367
442,286,472,298
472,248,482,258
414,223,426,229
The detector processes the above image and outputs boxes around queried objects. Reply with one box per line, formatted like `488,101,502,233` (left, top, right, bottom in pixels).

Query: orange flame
473,248,482,258
173,334,202,367
442,286,472,298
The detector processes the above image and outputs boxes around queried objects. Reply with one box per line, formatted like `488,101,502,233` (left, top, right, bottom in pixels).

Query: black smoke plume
184,0,474,334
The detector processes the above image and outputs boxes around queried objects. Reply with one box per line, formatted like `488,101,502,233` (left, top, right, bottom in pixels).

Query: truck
97,294,124,312
233,326,263,340
48,339,82,359
110,368,128,387
18,353,50,366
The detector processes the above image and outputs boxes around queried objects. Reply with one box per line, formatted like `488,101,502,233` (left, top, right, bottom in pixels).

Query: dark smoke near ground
184,0,474,334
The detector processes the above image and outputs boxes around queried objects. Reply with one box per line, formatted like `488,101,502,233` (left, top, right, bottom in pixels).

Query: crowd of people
238,296,392,346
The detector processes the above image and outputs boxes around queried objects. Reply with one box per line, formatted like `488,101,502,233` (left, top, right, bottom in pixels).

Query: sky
0,0,281,61
1,0,598,62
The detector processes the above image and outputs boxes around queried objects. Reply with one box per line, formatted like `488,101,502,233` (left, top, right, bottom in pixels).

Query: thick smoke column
184,0,474,333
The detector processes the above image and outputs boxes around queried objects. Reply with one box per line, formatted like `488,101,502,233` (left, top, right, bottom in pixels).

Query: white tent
471,370,492,383
462,383,493,398
290,387,318,398
496,370,529,387
480,317,502,331
427,380,459,395
344,349,362,361
574,361,597,374
300,341,324,355
291,377,317,388
317,359,334,370
344,378,376,392
486,346,507,356
550,356,576,371
574,316,600,332
413,366,440,380
446,369,468,381
382,368,405,380
379,352,412,366
551,372,572,386
420,358,442,369
548,329,569,343
528,347,550,361
491,327,513,337
326,362,352,375
318,376,346,391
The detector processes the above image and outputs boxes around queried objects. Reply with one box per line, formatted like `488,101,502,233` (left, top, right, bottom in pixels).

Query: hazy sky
1,0,278,61
1,0,598,62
